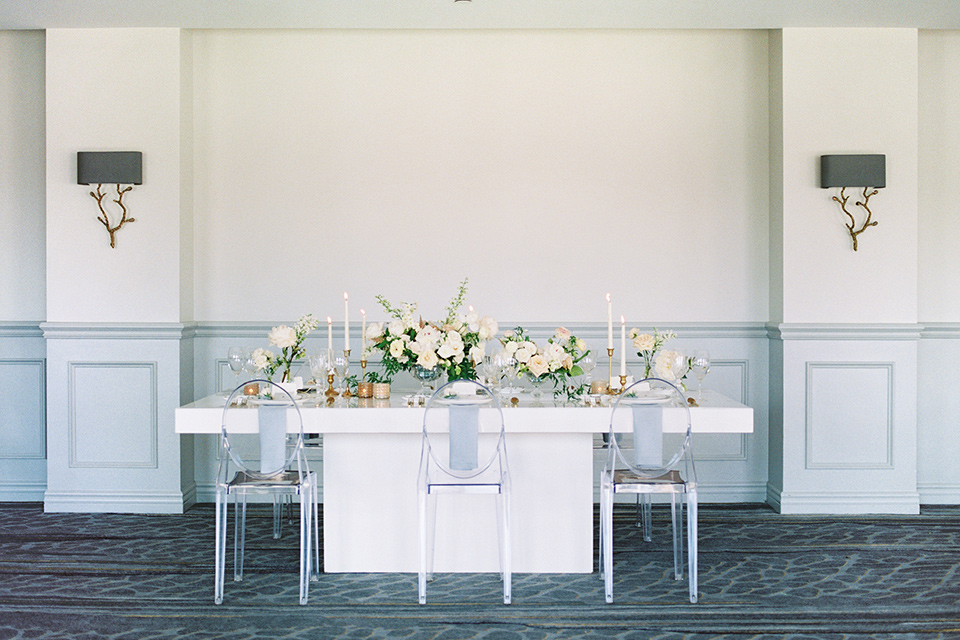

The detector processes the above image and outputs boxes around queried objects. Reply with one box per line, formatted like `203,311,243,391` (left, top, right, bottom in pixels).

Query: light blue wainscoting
0,322,46,501
42,323,194,513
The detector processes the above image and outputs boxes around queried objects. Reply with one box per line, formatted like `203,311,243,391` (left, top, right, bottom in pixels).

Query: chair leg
299,490,309,605
311,477,320,582
670,492,682,580
234,494,247,582
272,494,283,539
637,494,652,542
687,490,698,604
214,490,227,604
602,485,614,603
418,488,428,605
501,488,511,605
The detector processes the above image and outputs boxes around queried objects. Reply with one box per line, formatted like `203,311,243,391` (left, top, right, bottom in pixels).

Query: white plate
620,390,672,405
438,395,494,406
248,395,302,405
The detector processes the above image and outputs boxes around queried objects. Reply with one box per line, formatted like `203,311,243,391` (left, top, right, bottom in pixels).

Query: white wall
191,29,769,325
780,28,918,324
45,28,184,322
919,31,960,322
0,30,45,321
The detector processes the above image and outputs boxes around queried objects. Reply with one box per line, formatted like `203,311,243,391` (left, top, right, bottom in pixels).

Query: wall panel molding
41,322,194,340
770,323,923,341
0,321,43,338
0,359,46,459
67,361,159,469
805,362,894,470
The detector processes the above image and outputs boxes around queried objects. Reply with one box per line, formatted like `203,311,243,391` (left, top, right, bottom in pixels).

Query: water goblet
227,346,245,393
308,353,329,405
691,350,711,400
333,354,348,396
668,349,688,396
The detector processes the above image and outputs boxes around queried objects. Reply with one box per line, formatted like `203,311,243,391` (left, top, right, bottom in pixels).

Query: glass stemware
309,353,330,404
227,346,245,393
668,349,687,395
411,364,441,397
691,350,711,400
332,354,348,396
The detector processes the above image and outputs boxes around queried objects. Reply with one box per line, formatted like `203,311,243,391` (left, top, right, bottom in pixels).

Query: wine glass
227,346,245,393
332,354,348,396
308,353,330,404
691,350,711,400
669,349,688,396
242,350,259,380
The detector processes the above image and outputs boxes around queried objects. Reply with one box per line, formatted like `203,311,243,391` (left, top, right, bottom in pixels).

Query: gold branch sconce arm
77,151,142,249
820,154,885,252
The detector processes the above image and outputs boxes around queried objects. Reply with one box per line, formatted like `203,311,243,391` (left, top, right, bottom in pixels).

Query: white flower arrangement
366,278,497,383
255,313,319,383
629,327,676,378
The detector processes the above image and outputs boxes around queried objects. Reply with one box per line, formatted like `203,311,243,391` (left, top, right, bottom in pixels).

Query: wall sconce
77,151,142,249
820,154,885,251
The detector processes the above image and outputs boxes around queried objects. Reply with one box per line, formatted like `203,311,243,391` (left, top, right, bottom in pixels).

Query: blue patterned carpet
1,502,959,639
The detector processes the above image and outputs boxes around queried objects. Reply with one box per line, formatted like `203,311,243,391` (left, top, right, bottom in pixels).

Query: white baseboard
917,482,960,505
772,489,920,514
43,490,189,514
0,481,46,502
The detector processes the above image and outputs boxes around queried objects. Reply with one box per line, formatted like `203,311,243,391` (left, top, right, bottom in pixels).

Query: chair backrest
420,379,507,481
607,377,696,482
220,378,307,481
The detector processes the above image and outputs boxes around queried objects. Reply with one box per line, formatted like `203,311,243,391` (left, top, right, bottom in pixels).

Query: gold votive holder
590,380,608,395
373,382,391,399
357,382,374,398
243,382,260,396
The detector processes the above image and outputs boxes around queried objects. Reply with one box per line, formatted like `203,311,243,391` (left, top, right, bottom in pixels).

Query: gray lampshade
820,154,885,189
77,151,142,185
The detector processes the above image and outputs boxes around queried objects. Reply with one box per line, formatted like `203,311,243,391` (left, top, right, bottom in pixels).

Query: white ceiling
1,0,959,30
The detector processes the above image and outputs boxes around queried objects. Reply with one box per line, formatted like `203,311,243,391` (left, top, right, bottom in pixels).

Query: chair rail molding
41,322,195,340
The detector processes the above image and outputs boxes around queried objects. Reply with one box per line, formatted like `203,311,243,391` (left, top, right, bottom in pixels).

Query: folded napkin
632,405,663,468
449,404,479,471
259,405,287,474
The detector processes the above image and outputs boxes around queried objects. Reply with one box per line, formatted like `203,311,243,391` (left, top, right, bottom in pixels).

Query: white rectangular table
176,389,752,573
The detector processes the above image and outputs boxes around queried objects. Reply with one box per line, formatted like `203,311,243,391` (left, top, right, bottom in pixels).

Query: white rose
655,349,682,381
527,354,550,378
268,325,298,349
554,326,571,342
469,343,485,364
633,333,655,351
251,347,274,371
544,342,566,368
504,341,519,355
388,320,405,336
514,344,536,364
417,348,439,369
478,316,498,341
365,322,384,342
389,339,407,360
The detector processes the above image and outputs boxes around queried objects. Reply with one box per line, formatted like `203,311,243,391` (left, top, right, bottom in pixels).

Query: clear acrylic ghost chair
599,377,698,604
418,379,511,605
215,379,319,605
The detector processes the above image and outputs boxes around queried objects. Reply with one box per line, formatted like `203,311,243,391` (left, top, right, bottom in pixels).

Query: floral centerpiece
364,278,498,383
251,313,319,383
502,326,590,400
629,327,685,383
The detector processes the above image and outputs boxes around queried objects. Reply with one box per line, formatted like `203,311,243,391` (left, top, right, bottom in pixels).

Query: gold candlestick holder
619,374,628,394
606,348,619,395
341,349,353,397
324,372,338,399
